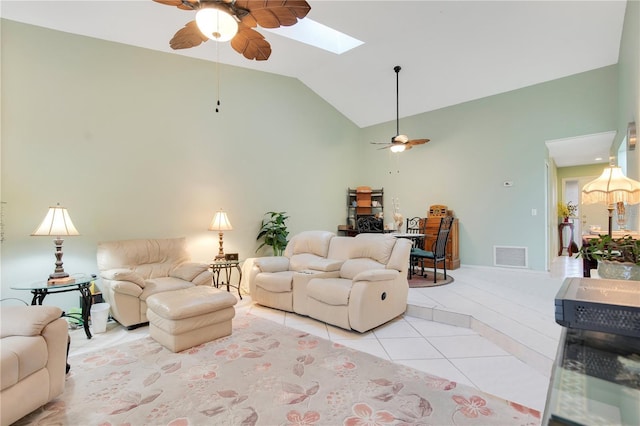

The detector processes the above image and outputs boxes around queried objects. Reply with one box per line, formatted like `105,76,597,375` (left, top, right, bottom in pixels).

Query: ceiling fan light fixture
196,8,238,42
390,144,406,153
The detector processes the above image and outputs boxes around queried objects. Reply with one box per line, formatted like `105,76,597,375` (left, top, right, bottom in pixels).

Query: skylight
263,18,363,55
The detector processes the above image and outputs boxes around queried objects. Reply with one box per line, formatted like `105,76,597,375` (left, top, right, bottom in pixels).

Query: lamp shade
31,204,80,236
582,166,640,206
209,210,233,231
196,8,238,42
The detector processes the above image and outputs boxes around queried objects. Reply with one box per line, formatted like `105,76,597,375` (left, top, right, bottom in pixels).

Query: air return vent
494,246,528,268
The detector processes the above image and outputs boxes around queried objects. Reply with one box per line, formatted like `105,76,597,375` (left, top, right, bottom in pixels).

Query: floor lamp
582,163,640,237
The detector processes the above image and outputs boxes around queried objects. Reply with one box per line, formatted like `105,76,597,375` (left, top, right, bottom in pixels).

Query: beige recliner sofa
1,305,68,426
97,238,213,329
247,231,412,332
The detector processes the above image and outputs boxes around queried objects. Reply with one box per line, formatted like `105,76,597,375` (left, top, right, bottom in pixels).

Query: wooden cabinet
420,217,460,270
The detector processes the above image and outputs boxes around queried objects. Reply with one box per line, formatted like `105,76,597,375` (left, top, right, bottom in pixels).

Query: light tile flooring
69,256,582,414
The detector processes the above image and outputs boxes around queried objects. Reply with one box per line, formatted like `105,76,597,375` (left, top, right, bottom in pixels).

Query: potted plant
256,211,289,256
579,234,640,280
557,201,577,222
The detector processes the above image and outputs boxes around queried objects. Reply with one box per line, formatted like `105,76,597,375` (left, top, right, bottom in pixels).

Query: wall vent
494,246,528,268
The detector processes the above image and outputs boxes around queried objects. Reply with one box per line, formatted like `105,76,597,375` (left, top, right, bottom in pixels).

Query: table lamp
209,209,233,260
31,203,80,279
582,162,640,237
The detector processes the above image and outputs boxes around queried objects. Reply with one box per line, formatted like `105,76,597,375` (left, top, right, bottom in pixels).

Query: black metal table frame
210,261,242,299
29,282,93,339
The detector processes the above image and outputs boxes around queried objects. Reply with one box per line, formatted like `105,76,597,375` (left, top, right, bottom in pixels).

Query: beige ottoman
146,286,237,352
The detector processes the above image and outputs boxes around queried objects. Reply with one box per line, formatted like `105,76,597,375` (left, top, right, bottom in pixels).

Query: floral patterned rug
18,315,541,425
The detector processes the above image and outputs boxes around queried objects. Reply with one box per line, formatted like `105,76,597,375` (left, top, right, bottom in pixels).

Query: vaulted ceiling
1,1,629,165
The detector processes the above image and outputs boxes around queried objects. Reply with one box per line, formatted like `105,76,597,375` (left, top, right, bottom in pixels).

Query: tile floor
69,255,583,414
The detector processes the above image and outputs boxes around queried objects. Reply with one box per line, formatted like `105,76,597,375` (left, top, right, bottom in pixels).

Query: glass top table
11,274,96,339
543,327,640,425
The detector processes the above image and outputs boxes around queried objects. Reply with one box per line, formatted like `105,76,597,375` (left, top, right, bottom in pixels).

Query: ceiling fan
372,66,430,152
153,0,311,61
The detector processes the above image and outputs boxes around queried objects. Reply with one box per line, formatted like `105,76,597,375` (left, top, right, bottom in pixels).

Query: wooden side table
210,260,242,299
558,222,575,256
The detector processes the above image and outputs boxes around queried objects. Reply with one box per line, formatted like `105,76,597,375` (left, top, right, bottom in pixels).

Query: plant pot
597,260,640,281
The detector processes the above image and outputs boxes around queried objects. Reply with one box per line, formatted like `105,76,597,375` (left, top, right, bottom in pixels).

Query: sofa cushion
0,335,47,390
340,258,386,280
308,278,352,306
255,271,295,293
97,238,190,274
140,277,195,301
285,231,334,257
171,262,210,282
352,234,397,264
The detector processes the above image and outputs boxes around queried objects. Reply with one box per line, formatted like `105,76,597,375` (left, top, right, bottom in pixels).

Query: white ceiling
0,0,628,165
546,131,616,168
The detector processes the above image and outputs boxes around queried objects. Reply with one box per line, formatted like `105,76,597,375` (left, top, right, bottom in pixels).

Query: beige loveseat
1,305,68,426
247,231,412,332
97,238,213,329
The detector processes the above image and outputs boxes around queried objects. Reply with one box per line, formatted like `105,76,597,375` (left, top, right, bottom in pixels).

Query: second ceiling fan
372,66,430,152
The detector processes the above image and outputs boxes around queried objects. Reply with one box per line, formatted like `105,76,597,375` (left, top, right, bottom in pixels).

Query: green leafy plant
579,234,640,265
256,211,289,256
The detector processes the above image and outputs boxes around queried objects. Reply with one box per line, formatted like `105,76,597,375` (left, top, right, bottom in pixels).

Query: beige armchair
97,238,213,329
1,305,68,426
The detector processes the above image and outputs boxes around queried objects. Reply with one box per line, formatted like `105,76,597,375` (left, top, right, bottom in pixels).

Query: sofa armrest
101,268,146,288
255,256,290,272
170,262,211,283
308,258,344,272
104,280,144,297
352,269,399,282
0,305,63,338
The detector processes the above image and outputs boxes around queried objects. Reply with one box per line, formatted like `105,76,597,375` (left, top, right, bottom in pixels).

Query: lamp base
49,271,69,279
214,254,226,261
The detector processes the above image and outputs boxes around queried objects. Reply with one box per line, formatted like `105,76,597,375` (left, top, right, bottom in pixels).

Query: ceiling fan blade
407,138,430,146
231,24,272,60
235,0,311,28
377,144,395,150
152,0,197,11
169,20,208,49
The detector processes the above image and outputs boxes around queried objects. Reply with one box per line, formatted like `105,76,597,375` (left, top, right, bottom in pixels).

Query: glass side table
10,273,96,339
209,260,242,299
543,327,640,425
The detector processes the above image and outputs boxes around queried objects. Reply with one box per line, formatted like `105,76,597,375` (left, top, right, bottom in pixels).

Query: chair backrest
406,217,423,233
433,216,454,259
406,216,426,247
356,215,384,233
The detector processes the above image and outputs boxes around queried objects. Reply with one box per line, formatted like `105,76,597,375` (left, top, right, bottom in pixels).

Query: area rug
408,270,454,288
17,315,540,426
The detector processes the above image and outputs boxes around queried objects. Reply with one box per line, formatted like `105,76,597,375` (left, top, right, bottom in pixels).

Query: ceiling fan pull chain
215,41,221,113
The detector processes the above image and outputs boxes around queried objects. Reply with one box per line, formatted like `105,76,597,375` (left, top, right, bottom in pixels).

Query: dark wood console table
558,222,575,256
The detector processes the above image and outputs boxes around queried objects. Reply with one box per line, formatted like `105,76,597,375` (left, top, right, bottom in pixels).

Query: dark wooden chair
410,215,454,282
356,215,384,233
